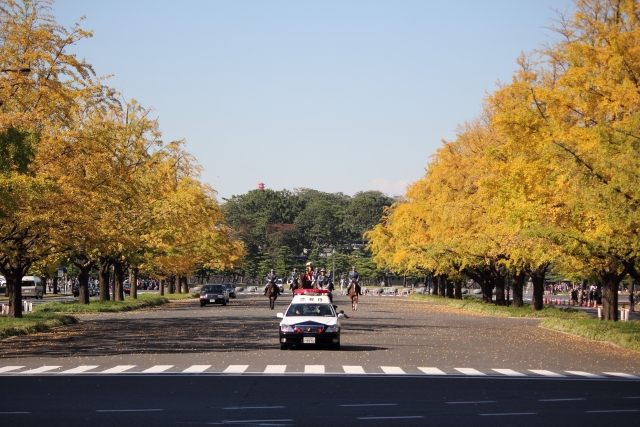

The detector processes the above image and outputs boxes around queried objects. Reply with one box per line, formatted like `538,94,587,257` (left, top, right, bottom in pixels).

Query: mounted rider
291,268,299,290
348,266,362,295
301,262,316,289
264,269,280,295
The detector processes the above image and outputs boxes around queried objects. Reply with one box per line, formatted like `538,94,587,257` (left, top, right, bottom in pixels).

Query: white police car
277,289,343,350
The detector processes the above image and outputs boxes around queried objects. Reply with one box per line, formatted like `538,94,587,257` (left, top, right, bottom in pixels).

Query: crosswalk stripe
492,369,526,377
418,367,446,375
603,372,640,379
182,365,211,373
305,365,324,374
381,366,405,375
223,365,248,374
60,365,99,374
100,365,136,374
455,368,485,376
0,366,24,373
565,371,604,378
343,365,366,374
142,365,173,373
264,365,287,374
21,366,60,374
529,370,565,377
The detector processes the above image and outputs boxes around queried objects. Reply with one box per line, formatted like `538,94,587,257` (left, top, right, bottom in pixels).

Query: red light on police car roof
318,328,323,333
295,328,301,333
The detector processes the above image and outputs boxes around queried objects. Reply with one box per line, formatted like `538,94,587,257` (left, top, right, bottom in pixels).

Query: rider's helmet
351,266,356,270
270,269,275,273
306,262,312,267
293,268,297,272
320,268,326,273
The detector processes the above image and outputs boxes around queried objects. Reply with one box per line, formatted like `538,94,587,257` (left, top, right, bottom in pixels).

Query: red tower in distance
258,182,265,190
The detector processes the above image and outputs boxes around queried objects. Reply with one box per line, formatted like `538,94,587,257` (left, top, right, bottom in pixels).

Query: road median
0,312,78,340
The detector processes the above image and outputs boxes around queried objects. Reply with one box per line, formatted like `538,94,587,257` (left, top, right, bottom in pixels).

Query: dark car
200,284,229,307
221,282,236,298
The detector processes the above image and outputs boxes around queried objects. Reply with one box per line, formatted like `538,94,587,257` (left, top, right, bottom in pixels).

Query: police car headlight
281,325,295,333
325,325,338,333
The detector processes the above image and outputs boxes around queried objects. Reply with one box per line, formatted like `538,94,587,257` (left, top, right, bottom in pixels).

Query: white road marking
182,365,211,373
357,416,424,420
529,370,565,377
100,365,136,374
60,365,99,374
603,372,639,379
418,367,446,375
381,366,406,375
264,365,287,374
0,366,24,373
20,366,60,374
223,365,249,374
492,369,525,376
222,419,293,423
304,365,324,374
96,409,163,412
223,406,285,410
340,404,398,407
566,371,604,378
343,365,366,374
585,410,640,413
539,398,586,402
479,412,537,416
142,365,173,373
455,368,485,376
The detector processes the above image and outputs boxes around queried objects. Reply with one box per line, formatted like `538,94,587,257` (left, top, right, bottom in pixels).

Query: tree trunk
445,276,454,298
528,264,549,311
5,272,24,318
454,280,462,300
438,275,446,297
98,257,111,301
511,271,525,308
597,269,625,321
130,267,139,299
113,260,125,301
77,264,91,305
52,276,59,294
159,278,165,296
464,266,493,303
180,276,188,293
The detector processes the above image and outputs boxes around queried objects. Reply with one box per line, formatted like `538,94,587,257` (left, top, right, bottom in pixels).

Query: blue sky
54,0,573,200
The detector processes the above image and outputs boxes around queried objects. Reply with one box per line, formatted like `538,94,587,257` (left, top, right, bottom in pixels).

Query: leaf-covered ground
34,294,170,313
0,312,78,340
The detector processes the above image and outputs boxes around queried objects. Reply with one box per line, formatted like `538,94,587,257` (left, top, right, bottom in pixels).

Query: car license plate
303,337,315,344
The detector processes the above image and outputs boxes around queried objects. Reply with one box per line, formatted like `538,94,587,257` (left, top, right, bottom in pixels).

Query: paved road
1,375,639,426
1,293,638,425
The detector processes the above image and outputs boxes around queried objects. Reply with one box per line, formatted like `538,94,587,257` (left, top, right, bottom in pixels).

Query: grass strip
408,293,587,319
34,293,169,313
0,312,78,340
541,317,640,352
163,292,199,300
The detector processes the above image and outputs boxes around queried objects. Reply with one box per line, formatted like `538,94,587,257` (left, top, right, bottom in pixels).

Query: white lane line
529,370,566,377
182,365,211,373
96,409,163,413
479,412,537,416
304,365,324,374
381,366,406,375
418,367,446,375
223,406,285,410
340,404,398,407
343,365,366,374
455,368,485,376
603,372,639,379
20,366,61,374
60,365,99,374
0,366,24,373
492,369,526,377
142,365,173,373
539,398,586,402
223,365,249,374
264,365,287,374
358,416,424,420
100,365,136,374
446,401,496,404
222,419,293,424
566,371,605,378
585,409,640,413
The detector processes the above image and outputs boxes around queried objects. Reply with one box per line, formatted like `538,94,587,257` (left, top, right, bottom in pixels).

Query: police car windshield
202,285,223,292
286,304,335,317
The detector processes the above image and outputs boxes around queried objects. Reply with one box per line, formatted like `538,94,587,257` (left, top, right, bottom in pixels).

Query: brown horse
266,282,279,310
348,281,359,311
